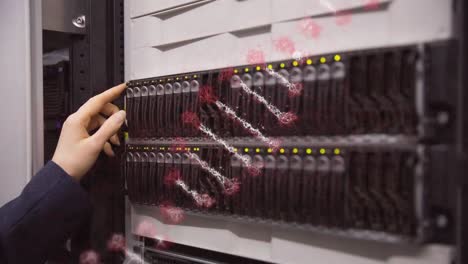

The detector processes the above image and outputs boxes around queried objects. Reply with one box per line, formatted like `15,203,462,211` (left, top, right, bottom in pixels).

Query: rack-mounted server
123,43,454,245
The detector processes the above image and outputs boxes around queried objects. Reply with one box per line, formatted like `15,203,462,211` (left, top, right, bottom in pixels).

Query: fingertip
114,110,126,124
110,134,120,146
104,142,115,157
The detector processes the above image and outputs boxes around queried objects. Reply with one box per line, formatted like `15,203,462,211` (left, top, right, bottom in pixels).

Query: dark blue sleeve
0,161,92,264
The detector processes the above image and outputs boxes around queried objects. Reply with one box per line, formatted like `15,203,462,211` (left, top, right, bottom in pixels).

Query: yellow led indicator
185,76,188,79
293,148,299,154
280,63,285,68
319,148,326,155
334,148,341,155
245,68,249,72
306,148,312,154
256,66,261,71
334,55,341,62
256,148,261,153
124,132,129,141
168,78,172,81
306,59,312,65
267,148,273,153
234,148,238,152
244,148,249,153
194,75,198,78
292,61,299,67
234,69,239,73
162,147,166,150
320,57,326,63
159,79,163,82
280,148,285,154
268,64,273,69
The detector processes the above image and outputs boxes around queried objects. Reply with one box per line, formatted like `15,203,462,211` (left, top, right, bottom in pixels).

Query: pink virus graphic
164,168,181,186
288,82,303,97
279,112,299,127
223,178,241,196
218,67,235,81
335,10,352,26
135,220,158,238
298,18,322,39
197,193,216,208
269,138,283,153
107,233,126,252
160,202,185,224
174,178,215,208
199,85,218,104
246,48,266,66
79,250,100,264
274,36,296,56
364,0,380,10
181,111,201,129
247,165,262,177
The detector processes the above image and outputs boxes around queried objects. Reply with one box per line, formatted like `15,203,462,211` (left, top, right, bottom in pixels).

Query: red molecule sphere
218,67,235,81
199,85,218,104
164,168,181,186
107,233,126,252
246,48,266,66
181,111,201,129
273,36,296,56
160,203,185,225
288,83,303,98
247,164,262,177
278,112,298,127
79,250,100,264
269,138,283,153
298,18,322,39
223,178,241,196
135,220,157,238
195,193,216,208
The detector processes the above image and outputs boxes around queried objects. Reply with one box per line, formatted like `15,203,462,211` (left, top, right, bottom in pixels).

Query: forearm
0,161,91,264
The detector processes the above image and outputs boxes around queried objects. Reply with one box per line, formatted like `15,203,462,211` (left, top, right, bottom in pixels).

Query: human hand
52,83,127,181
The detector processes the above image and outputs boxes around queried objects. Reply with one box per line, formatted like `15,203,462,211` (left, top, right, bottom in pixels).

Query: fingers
101,103,120,117
103,142,115,157
88,115,106,131
88,114,120,146
88,110,126,147
76,83,127,121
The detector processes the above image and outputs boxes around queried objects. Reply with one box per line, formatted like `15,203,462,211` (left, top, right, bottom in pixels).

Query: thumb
90,110,126,146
